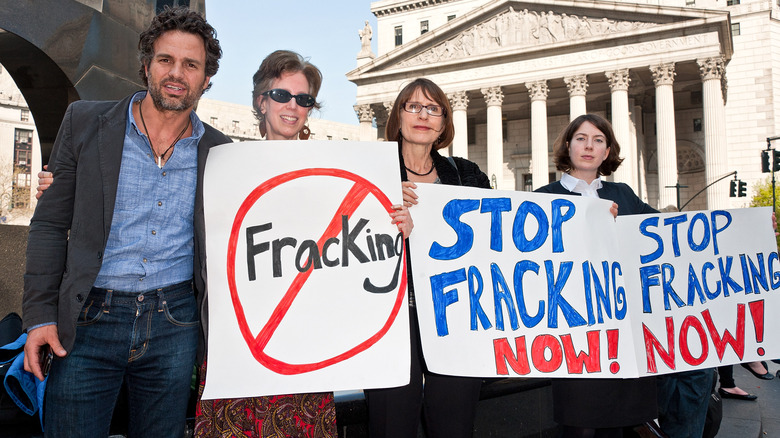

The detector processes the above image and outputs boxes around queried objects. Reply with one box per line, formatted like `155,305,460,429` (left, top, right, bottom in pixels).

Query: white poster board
620,207,780,375
202,141,409,399
409,183,780,378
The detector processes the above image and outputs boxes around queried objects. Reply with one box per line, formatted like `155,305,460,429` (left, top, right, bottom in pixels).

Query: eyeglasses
402,102,445,117
262,89,316,108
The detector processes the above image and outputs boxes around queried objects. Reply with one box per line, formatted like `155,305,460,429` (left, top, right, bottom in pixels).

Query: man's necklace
138,101,190,168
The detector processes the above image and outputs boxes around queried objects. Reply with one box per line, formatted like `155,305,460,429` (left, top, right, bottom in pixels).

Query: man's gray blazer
23,93,231,354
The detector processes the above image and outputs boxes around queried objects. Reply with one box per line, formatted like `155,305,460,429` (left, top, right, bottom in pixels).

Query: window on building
447,15,456,21
13,129,33,208
467,118,476,145
327,135,333,140
232,120,239,131
20,109,29,122
693,118,702,132
420,20,429,34
691,91,702,105
394,26,403,46
522,172,557,192
727,0,740,5
210,116,218,126
731,23,741,36
685,0,695,5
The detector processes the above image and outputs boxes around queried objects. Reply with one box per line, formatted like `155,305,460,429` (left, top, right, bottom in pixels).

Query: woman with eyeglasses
193,50,412,437
364,78,490,438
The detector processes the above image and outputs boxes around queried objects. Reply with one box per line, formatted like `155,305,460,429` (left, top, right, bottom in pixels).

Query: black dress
535,180,658,428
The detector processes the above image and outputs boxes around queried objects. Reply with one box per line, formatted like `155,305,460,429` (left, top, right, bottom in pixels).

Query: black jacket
535,180,657,216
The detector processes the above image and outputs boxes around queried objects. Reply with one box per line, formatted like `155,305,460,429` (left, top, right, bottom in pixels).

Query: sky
204,1,379,126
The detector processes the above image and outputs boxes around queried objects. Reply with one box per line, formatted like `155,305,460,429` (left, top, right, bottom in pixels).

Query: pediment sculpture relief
398,8,657,67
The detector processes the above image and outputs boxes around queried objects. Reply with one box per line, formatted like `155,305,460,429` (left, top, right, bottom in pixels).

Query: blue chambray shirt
93,91,204,292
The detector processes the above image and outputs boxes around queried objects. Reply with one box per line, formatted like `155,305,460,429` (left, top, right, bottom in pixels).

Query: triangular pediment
347,0,730,81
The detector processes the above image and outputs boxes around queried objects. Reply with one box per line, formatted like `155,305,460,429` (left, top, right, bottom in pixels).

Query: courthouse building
348,0,779,211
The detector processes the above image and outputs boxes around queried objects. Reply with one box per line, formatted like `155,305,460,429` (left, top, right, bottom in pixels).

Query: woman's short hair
251,50,323,127
552,113,624,176
385,78,455,150
138,6,221,91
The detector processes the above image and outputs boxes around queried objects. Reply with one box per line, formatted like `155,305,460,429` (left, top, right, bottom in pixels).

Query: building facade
0,66,41,223
349,0,779,211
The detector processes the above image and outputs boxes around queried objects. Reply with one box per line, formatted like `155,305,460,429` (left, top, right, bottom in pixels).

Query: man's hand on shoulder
24,324,67,381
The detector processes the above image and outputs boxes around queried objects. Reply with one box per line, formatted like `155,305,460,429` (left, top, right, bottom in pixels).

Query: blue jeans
45,281,198,438
657,369,714,438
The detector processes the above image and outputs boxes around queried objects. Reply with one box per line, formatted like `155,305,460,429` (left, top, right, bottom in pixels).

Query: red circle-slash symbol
226,168,407,375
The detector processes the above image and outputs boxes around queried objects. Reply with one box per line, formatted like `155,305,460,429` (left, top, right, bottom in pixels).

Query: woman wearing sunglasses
193,50,337,438
194,50,412,437
365,78,490,438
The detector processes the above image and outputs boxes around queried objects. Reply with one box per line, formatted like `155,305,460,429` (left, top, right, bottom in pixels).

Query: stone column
633,102,649,201
526,80,549,189
375,101,393,141
650,63,678,210
448,91,469,159
698,56,728,209
606,69,632,185
564,75,588,120
354,104,375,141
481,86,504,189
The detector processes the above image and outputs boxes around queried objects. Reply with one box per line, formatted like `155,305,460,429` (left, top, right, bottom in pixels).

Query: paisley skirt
195,361,337,437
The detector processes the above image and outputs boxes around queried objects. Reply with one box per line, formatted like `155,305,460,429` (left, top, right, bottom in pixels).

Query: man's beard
148,74,204,112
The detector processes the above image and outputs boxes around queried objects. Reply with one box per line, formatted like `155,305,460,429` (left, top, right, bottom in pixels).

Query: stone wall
0,225,27,320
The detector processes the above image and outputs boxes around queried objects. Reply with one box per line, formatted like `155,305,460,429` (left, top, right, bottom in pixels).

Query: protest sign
202,141,409,399
409,183,780,378
620,207,780,375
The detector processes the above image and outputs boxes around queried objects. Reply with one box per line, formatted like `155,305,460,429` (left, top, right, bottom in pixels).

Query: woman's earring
298,125,311,140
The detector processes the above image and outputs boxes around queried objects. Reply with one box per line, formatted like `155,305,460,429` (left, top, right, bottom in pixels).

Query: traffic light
738,180,747,197
774,150,780,172
730,180,737,197
762,150,771,173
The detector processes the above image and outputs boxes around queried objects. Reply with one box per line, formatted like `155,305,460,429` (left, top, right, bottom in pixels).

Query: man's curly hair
137,6,221,91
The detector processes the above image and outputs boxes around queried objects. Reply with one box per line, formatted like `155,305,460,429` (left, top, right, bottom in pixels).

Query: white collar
561,173,602,199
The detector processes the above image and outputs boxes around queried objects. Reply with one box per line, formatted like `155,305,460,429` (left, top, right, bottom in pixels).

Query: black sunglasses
262,89,316,108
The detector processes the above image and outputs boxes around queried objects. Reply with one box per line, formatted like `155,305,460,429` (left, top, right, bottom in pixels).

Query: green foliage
749,177,780,248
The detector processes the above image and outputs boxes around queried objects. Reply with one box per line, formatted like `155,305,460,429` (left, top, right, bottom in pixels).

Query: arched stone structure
0,0,204,163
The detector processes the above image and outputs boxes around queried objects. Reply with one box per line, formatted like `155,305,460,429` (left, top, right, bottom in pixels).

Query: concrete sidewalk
718,361,780,437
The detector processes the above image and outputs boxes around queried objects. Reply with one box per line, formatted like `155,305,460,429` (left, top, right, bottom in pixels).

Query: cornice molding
372,0,456,18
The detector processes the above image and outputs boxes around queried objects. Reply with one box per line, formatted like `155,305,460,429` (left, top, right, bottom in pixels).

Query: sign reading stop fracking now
201,141,409,399
409,183,780,378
